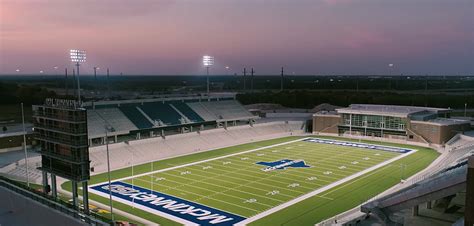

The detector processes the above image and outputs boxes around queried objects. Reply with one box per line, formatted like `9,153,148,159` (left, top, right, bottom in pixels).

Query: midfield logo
256,159,311,172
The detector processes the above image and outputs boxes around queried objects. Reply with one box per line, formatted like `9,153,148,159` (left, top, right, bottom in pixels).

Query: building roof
336,104,450,118
412,118,470,126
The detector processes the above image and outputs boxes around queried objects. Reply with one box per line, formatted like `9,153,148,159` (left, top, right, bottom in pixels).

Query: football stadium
1,1,474,226
1,93,473,226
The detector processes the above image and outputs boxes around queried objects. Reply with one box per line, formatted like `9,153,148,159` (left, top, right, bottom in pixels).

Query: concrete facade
312,104,471,145
312,113,341,134
409,120,472,145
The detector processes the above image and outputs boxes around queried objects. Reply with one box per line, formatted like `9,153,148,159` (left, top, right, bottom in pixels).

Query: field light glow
70,49,87,63
203,55,214,66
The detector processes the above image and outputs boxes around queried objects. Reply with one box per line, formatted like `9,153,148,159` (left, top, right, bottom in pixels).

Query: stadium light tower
388,63,394,76
70,49,86,102
203,55,214,96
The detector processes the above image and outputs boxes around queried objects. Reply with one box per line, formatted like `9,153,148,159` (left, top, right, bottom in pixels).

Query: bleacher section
189,100,256,121
87,121,304,173
118,105,154,129
87,108,138,138
88,99,256,133
186,102,218,121
140,102,183,125
172,102,204,122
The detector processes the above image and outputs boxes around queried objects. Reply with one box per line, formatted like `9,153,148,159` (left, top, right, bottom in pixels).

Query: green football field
120,138,401,218
87,137,423,225
66,136,439,225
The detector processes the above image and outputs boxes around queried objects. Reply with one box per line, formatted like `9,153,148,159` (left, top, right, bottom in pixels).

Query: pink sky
1,0,473,75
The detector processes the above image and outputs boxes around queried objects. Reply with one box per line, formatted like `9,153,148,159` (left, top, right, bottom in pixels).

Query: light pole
280,67,284,91
94,66,99,97
243,68,247,91
388,63,394,76
203,55,214,97
105,126,115,222
251,68,255,92
21,103,29,187
70,49,86,102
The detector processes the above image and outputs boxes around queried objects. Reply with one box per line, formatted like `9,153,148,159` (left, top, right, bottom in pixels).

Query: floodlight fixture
69,49,86,102
15,69,20,72
203,55,214,66
70,49,87,63
388,63,394,76
203,55,214,96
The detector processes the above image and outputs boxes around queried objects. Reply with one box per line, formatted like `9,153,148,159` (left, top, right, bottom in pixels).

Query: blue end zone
90,181,246,225
303,138,412,153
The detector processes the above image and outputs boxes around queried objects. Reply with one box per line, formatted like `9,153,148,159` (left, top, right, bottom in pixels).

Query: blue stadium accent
173,102,204,122
91,181,246,225
119,105,153,129
303,138,413,153
256,159,311,172
140,102,182,125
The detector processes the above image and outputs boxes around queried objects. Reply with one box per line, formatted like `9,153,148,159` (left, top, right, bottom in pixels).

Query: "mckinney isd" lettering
91,181,246,225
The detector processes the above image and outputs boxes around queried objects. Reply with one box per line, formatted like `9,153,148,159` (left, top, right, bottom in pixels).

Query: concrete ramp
362,162,467,221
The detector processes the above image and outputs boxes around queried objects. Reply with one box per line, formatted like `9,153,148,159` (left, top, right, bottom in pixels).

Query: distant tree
2,126,7,133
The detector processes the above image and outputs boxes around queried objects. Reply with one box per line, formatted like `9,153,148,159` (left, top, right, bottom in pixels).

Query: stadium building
313,104,471,145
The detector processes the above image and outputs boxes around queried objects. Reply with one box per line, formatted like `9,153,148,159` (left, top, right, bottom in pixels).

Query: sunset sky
1,0,473,75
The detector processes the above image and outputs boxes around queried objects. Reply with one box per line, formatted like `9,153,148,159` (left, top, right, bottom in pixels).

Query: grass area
249,136,439,225
116,139,400,218
61,136,439,225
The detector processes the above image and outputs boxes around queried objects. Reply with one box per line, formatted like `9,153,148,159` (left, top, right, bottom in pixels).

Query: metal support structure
76,63,81,102
107,68,110,99
71,181,78,210
412,205,419,216
251,68,255,92
51,174,57,199
105,129,115,222
82,181,89,214
21,103,29,187
94,66,98,97
42,171,49,193
243,68,247,91
280,67,284,91
206,66,210,96
65,68,69,96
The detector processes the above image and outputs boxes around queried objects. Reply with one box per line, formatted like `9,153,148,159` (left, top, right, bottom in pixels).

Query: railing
35,124,87,135
35,134,88,147
34,112,86,122
0,176,111,226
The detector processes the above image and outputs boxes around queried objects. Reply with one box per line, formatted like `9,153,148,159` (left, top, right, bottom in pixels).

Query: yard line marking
168,166,308,197
155,172,286,205
99,137,309,184
234,148,417,225
132,177,265,213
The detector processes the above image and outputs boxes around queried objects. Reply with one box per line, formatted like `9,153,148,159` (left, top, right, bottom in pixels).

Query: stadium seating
86,121,304,173
140,102,183,125
87,108,138,138
195,100,255,120
119,105,154,129
171,102,204,123
186,102,218,121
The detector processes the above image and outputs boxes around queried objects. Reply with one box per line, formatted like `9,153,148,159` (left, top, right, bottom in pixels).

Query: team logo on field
256,159,311,172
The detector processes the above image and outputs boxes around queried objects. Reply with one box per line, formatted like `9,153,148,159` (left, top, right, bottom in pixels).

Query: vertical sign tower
33,98,90,213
